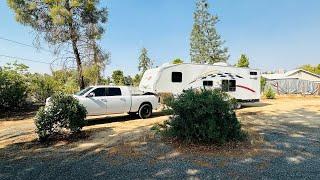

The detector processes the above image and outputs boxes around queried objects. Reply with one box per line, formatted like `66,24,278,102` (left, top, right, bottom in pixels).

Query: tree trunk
92,42,100,85
66,1,85,90
71,39,85,89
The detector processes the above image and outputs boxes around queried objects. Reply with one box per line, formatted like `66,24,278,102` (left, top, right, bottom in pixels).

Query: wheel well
139,102,152,110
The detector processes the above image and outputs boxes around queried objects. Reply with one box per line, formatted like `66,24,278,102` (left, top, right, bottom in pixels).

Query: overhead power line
0,54,51,64
0,36,53,53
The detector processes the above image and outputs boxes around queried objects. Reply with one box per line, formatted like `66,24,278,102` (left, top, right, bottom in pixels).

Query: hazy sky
1,0,320,76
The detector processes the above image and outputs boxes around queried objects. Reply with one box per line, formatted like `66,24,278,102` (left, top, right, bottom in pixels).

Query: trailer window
250,72,258,75
229,80,236,91
172,72,182,83
106,88,122,96
221,80,236,92
222,80,229,92
203,81,213,87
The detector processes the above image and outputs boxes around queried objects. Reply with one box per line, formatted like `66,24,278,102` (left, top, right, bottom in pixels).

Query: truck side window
172,72,182,83
92,88,107,97
221,80,236,92
203,80,213,86
107,88,122,96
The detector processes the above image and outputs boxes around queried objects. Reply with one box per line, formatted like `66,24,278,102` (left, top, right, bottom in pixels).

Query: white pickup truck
52,86,159,119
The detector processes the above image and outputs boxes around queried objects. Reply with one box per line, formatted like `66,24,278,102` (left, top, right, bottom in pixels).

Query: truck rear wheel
138,104,152,119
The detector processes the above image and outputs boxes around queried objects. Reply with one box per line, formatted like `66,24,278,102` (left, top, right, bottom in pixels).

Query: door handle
101,99,108,102
120,98,125,101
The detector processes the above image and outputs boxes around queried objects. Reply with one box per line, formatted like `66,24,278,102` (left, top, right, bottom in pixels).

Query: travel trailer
139,63,261,102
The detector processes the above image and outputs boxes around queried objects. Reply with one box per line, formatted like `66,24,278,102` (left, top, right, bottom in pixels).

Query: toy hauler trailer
139,63,261,103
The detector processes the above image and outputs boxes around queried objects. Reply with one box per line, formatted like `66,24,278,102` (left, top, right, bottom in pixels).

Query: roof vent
213,62,229,66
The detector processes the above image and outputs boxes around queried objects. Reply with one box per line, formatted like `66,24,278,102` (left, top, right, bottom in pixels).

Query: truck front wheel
138,104,152,119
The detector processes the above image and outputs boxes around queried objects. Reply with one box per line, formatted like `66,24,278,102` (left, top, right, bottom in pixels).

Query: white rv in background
139,63,261,102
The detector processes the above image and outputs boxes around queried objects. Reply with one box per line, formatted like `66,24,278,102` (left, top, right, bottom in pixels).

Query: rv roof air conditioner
213,62,229,66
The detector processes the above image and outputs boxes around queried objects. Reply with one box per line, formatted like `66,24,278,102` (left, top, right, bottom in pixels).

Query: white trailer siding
139,63,261,101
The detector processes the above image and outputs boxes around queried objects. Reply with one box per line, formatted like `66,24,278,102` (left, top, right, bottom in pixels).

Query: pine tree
236,54,250,67
7,0,108,89
138,48,152,74
190,0,229,64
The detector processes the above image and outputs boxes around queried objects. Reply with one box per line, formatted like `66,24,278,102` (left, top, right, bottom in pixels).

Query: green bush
163,89,246,144
264,86,276,99
260,77,266,93
51,69,79,94
34,93,87,141
28,74,61,103
0,65,28,111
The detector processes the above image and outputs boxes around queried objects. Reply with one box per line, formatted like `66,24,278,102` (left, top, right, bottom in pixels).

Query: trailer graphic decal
188,72,244,85
236,85,256,93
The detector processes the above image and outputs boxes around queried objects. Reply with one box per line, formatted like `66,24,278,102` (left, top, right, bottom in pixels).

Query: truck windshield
75,87,93,96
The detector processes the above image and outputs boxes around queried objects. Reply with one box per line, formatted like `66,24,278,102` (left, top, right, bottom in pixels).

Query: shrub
260,77,266,93
28,74,61,103
34,93,87,141
264,86,276,99
163,89,246,144
52,69,79,94
0,65,28,111
159,93,174,105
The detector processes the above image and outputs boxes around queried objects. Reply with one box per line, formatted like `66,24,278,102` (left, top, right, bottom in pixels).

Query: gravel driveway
0,96,319,179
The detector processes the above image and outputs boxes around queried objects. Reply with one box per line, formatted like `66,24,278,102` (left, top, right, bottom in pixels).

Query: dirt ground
0,96,319,179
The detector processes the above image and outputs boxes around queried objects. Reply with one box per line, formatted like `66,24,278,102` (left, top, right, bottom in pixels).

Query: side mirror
87,92,95,98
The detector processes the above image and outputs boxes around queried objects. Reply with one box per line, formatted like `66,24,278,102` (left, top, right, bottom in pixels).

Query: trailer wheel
138,103,152,119
235,103,242,109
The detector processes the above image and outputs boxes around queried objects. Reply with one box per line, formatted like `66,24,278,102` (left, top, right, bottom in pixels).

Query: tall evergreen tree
236,54,250,68
138,47,152,74
190,0,228,64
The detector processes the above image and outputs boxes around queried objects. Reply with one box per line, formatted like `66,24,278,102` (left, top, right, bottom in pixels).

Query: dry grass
159,129,264,158
0,96,319,160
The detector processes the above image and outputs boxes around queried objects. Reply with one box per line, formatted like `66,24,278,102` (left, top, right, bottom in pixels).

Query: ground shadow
86,111,170,126
241,102,271,108
1,103,319,179
0,104,42,121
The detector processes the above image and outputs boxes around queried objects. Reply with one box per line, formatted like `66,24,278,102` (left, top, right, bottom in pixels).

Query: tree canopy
172,58,184,64
300,64,320,75
236,54,250,68
190,0,229,64
133,74,141,87
111,70,125,85
7,0,108,89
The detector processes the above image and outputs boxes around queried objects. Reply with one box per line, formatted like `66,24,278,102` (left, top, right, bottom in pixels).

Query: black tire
138,103,152,119
235,103,242,109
